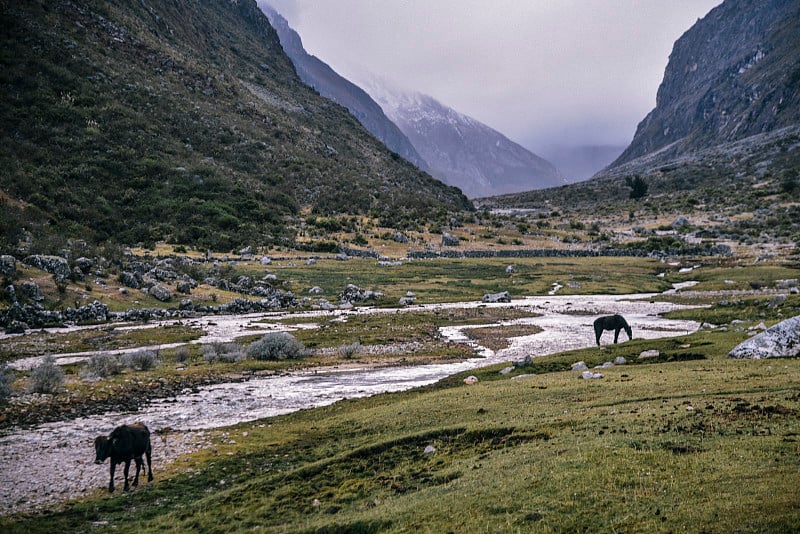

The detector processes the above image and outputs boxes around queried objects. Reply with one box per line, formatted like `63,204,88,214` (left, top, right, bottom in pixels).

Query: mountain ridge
259,3,429,171
362,78,566,198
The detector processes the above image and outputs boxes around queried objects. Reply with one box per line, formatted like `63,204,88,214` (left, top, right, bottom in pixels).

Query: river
0,291,701,514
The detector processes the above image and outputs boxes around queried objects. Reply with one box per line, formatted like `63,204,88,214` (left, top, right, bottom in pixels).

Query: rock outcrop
728,315,800,359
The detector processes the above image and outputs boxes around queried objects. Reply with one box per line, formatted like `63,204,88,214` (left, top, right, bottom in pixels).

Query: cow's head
94,436,111,464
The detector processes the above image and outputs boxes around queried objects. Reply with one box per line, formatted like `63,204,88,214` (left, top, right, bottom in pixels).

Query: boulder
392,232,408,243
259,256,272,265
728,315,800,359
671,215,690,228
339,284,382,304
120,271,142,289
482,291,510,303
0,255,17,278
149,284,172,302
441,233,460,247
20,281,44,302
23,255,70,279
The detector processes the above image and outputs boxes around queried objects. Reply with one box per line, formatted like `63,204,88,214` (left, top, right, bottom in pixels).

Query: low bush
29,355,64,394
0,363,14,401
246,332,306,361
202,342,246,364
83,353,121,379
174,346,191,364
338,341,361,359
120,350,159,371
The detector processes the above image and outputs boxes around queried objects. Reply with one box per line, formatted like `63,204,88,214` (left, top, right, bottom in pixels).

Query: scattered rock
571,361,589,371
0,255,16,278
581,371,604,379
499,366,514,375
728,315,800,359
441,233,459,247
639,350,660,359
482,291,510,303
339,284,382,304
463,375,479,384
613,356,628,365
423,445,436,455
148,284,171,302
23,255,70,280
506,265,516,274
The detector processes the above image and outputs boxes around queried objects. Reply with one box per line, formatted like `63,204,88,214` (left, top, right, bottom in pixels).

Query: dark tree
625,175,648,199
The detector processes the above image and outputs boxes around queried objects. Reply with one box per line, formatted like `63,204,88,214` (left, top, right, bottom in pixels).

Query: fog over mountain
262,3,564,198
362,77,565,198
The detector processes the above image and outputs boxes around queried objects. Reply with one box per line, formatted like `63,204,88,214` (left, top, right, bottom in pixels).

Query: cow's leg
133,456,142,487
122,459,131,491
145,445,153,482
108,461,116,493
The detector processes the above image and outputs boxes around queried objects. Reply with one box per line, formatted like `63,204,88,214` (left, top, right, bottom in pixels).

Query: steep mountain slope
490,0,800,211
609,0,800,170
260,4,428,172
363,79,564,199
0,0,470,252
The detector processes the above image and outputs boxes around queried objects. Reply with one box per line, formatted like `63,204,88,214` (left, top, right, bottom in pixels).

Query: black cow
593,314,632,346
94,422,153,492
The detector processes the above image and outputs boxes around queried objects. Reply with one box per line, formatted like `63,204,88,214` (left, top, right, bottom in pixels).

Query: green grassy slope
0,0,470,252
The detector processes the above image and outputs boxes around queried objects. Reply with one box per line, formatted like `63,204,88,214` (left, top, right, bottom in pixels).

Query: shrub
202,342,246,364
0,363,14,402
84,353,121,378
338,341,361,359
121,350,159,371
29,355,64,394
246,332,306,361
174,346,191,364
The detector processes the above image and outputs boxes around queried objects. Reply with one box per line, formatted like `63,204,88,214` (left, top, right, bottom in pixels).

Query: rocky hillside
260,4,429,171
609,0,800,171
0,0,470,253
362,79,565,199
488,0,800,209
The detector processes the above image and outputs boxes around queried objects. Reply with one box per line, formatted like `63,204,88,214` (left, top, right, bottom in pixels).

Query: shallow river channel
0,292,701,513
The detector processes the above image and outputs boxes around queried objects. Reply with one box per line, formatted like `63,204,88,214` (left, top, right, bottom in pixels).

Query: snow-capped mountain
361,78,565,198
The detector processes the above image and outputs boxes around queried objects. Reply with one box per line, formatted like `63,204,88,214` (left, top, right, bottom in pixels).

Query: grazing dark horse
594,314,632,346
94,422,153,492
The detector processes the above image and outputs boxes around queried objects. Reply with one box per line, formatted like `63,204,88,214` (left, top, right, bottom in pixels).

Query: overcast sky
260,0,721,153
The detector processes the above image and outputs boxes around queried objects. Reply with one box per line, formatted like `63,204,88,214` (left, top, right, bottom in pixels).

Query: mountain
362,79,565,199
259,3,429,171
490,0,800,211
606,0,800,177
0,0,470,252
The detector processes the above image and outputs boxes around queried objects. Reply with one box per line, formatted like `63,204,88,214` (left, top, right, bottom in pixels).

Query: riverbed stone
728,315,800,359
482,291,510,303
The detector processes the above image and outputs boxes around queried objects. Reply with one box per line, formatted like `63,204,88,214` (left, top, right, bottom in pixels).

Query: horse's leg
122,459,131,491
595,324,602,346
614,327,620,343
108,461,116,493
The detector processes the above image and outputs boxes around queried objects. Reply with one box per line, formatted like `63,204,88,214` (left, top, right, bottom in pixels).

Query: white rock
728,315,800,359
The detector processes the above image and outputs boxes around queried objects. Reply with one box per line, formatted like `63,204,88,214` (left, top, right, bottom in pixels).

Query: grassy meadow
1,256,799,532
